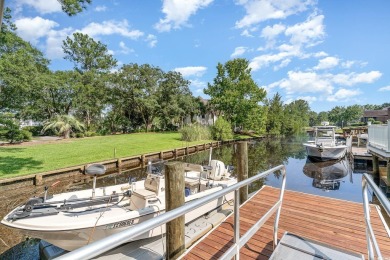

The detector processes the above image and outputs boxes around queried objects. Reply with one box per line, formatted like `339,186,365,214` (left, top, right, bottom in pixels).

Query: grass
0,132,214,179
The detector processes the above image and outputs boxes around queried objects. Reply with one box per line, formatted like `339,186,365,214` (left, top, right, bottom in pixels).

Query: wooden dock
182,186,390,259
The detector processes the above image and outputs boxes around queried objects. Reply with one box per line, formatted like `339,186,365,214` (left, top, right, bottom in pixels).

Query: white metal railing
57,164,286,260
362,173,390,260
368,120,390,152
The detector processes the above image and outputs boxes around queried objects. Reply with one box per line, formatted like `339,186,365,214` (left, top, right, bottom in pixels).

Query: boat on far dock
303,125,348,160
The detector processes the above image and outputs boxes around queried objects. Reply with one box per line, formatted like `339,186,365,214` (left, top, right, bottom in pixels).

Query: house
362,107,390,123
184,97,217,126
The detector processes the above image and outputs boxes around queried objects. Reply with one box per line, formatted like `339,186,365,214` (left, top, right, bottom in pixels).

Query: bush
75,133,85,138
4,129,32,143
84,131,97,137
22,126,43,136
180,124,211,142
212,118,233,141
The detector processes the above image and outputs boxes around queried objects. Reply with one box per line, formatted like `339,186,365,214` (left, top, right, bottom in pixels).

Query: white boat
303,125,348,160
1,159,236,251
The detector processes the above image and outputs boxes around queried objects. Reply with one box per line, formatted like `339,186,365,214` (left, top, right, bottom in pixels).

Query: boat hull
2,182,235,251
303,143,347,160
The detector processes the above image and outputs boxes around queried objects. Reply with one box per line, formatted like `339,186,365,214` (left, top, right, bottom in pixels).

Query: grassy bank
0,132,215,178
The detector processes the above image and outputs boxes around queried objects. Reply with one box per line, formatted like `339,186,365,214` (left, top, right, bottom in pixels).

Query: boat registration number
105,219,135,229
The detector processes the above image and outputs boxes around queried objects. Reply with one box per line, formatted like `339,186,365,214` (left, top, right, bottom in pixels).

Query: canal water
0,136,370,258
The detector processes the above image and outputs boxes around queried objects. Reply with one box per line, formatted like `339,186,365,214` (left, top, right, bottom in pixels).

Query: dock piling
237,141,248,204
165,161,185,259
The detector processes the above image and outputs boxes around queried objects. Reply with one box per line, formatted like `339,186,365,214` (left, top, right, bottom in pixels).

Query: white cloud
190,79,207,89
146,34,158,48
249,44,300,71
241,29,254,37
278,71,334,95
45,27,73,59
314,56,339,70
378,86,390,91
297,96,317,103
80,20,144,39
261,23,286,40
332,71,382,86
327,88,362,102
231,47,248,58
118,41,134,54
273,58,291,71
174,66,207,77
15,17,58,44
235,0,314,28
314,51,328,57
95,5,107,12
15,0,61,14
285,14,325,47
154,0,214,32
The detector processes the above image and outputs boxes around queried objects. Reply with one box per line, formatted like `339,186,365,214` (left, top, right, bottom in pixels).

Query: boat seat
85,164,106,176
133,189,156,199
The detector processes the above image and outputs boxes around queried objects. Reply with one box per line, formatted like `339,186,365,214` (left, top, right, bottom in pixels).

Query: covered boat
303,125,348,160
1,160,236,251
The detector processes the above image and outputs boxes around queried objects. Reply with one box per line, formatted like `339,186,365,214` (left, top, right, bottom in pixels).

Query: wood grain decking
182,186,390,259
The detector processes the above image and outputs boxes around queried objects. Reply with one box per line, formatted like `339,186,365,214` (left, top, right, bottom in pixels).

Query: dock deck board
182,186,390,259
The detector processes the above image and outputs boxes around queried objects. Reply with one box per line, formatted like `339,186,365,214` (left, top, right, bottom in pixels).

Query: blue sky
7,0,390,112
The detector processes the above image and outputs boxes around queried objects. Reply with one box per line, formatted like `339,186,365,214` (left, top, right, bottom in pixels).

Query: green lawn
0,132,214,178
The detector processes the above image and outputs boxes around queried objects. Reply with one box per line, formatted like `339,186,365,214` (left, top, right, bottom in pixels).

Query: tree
157,71,192,130
62,32,117,130
58,0,92,16
0,8,50,115
266,93,284,135
344,105,363,125
282,99,310,135
111,63,163,132
204,58,266,131
328,106,346,127
42,115,84,139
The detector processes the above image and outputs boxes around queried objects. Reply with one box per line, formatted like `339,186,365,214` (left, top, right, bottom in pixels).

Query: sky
6,0,390,112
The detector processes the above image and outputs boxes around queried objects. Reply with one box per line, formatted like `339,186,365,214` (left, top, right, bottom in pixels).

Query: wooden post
387,159,390,183
159,151,164,159
174,149,177,159
116,158,122,169
141,154,146,168
372,155,379,182
237,141,248,204
185,146,189,156
195,145,198,153
35,174,43,186
165,161,185,259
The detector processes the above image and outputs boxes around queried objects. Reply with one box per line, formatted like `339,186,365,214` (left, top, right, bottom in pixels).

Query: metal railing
362,173,390,260
368,120,390,152
57,164,286,260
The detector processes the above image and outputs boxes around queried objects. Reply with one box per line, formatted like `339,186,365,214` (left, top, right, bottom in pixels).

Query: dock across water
183,186,390,259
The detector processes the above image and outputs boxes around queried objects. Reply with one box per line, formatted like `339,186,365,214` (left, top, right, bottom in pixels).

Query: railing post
237,141,248,204
372,155,379,183
165,161,185,260
234,189,240,259
387,119,390,151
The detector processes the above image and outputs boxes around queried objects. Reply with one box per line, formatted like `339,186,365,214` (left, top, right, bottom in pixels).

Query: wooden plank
182,186,390,259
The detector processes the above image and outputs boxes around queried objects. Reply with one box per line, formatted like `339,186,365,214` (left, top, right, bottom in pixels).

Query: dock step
270,232,364,260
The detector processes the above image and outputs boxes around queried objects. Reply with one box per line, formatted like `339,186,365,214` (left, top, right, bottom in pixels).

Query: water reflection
303,157,352,191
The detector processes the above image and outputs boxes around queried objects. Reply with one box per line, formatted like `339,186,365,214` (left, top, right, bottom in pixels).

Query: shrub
4,129,32,143
212,118,233,141
180,124,211,142
22,126,43,136
75,133,85,138
84,131,97,137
